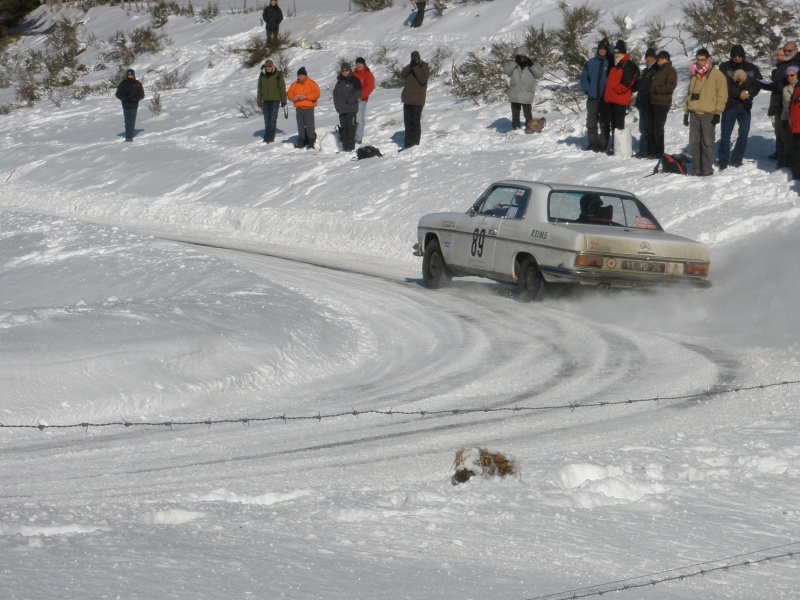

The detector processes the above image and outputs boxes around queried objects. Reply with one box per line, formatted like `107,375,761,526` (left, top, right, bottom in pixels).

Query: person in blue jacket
580,38,612,152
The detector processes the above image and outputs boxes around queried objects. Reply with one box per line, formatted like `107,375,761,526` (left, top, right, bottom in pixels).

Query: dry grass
452,447,517,483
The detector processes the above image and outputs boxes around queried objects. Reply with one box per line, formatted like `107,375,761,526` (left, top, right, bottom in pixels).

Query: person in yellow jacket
683,48,728,176
286,67,321,149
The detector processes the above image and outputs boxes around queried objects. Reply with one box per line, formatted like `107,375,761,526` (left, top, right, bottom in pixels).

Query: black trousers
511,103,533,130
411,2,425,27
403,104,423,148
338,112,357,151
651,104,670,156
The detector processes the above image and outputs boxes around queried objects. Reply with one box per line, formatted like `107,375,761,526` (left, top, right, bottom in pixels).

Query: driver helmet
579,193,602,216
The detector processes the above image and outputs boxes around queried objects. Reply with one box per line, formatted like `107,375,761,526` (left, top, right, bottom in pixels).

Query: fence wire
526,541,800,599
1,379,798,431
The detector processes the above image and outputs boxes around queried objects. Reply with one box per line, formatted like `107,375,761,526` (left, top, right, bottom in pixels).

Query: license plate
621,260,665,273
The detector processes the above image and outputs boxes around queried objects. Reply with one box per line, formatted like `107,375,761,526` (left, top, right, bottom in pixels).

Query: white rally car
413,180,710,300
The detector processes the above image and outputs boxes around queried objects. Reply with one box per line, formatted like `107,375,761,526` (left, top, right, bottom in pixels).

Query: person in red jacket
602,40,639,155
353,57,375,144
788,66,800,179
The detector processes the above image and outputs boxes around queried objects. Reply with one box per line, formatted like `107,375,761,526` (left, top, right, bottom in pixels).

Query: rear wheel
422,240,449,289
517,257,545,302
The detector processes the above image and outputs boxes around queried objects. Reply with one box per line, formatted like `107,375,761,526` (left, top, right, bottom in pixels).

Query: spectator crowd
113,6,800,177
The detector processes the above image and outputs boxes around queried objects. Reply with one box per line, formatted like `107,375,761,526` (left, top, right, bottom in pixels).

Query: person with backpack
333,63,362,152
400,50,430,150
287,67,320,149
352,57,375,144
262,0,283,48
580,38,612,152
683,48,728,176
503,46,545,131
602,40,639,155
115,68,145,142
717,44,762,170
650,50,677,158
634,48,658,158
256,59,287,144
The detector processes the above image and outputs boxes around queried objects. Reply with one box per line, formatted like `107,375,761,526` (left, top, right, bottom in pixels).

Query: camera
691,93,700,101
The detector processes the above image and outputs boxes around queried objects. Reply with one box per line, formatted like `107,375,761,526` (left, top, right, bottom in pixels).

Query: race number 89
471,228,486,257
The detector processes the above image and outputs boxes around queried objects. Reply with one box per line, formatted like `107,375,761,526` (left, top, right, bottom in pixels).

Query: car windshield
547,191,662,230
471,185,530,220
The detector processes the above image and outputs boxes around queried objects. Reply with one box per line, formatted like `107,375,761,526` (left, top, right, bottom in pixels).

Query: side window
475,186,530,218
548,192,582,222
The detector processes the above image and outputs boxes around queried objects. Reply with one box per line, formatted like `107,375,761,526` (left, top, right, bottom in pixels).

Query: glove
711,114,720,126
683,114,689,127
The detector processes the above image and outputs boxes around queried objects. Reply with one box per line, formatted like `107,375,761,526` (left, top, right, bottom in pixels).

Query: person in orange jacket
286,67,320,149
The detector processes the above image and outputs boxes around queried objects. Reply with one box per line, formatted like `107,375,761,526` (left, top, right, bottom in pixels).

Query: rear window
547,191,662,230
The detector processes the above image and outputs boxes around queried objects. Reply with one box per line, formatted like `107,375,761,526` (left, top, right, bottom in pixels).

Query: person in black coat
634,48,659,158
409,0,425,28
717,44,762,169
262,0,283,48
114,68,145,142
332,63,362,152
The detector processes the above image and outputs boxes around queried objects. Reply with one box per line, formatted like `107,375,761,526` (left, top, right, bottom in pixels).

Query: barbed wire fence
1,379,798,431
525,541,800,600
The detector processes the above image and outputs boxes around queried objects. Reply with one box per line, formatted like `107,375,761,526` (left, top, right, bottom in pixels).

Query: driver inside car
577,193,603,222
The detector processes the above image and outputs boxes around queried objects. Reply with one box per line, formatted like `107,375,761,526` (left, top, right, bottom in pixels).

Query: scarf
689,61,711,78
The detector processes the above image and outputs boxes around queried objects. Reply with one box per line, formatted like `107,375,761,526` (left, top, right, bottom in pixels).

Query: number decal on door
471,228,486,257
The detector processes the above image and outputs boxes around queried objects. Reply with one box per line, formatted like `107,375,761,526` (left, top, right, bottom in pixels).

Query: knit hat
730,44,745,58
656,50,671,61
340,62,351,72
787,65,800,74
597,38,609,51
411,50,421,62
515,46,529,58
645,47,656,59
355,56,366,65
297,66,307,76
264,59,274,67
126,69,135,76
613,40,626,54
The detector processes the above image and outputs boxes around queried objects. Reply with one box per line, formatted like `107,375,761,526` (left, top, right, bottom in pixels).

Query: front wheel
422,240,449,289
517,257,545,302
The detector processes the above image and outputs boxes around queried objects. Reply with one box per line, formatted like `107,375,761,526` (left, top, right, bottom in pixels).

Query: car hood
577,227,709,261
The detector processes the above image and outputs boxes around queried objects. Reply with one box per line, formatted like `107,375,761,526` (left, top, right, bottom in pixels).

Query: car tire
517,257,545,302
422,240,449,289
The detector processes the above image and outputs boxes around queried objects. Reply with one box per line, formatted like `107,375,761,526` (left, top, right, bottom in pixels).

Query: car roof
494,180,636,197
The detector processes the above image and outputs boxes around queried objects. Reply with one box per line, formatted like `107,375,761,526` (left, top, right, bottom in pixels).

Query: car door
451,186,512,273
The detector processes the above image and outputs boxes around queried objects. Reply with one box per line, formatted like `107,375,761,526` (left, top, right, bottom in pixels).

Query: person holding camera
503,46,545,131
400,50,430,150
683,48,728,176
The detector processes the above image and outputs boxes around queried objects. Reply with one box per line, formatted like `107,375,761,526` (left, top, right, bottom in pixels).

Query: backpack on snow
356,145,383,160
651,153,689,176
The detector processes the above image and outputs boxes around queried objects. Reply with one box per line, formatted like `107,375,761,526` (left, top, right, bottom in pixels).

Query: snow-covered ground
1,1,799,598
